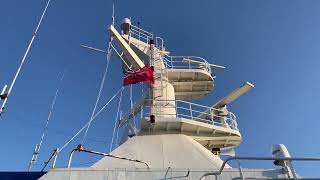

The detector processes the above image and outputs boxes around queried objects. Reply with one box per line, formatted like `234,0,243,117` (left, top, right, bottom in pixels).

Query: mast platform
166,68,214,100
140,116,241,150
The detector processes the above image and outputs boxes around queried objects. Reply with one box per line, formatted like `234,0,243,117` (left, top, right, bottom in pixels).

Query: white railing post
175,100,178,117
67,149,76,168
189,103,193,120
1,85,7,96
52,148,59,168
210,108,214,124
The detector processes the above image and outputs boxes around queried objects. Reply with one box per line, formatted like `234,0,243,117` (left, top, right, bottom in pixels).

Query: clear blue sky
1,0,319,177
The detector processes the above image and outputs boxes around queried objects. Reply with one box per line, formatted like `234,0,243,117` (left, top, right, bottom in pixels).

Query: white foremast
40,17,320,180
107,18,254,154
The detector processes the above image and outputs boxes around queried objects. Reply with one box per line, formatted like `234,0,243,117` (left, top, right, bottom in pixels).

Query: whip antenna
28,70,65,171
0,0,53,116
112,0,115,26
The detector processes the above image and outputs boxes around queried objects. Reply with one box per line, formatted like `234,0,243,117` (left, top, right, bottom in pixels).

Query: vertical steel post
0,85,7,96
52,148,59,168
189,103,193,119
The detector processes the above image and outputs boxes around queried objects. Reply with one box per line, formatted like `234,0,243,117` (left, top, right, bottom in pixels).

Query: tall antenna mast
112,0,115,26
0,0,53,116
28,71,65,171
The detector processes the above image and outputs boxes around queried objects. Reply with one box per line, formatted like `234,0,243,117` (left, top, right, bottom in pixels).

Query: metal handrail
67,147,149,168
143,99,238,130
130,28,151,38
155,36,164,50
130,30,150,42
127,24,212,73
128,23,165,50
163,55,212,74
129,24,154,46
130,24,153,37
162,167,190,180
199,156,320,180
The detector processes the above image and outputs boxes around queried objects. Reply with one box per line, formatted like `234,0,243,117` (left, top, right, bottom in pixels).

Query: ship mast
109,18,254,153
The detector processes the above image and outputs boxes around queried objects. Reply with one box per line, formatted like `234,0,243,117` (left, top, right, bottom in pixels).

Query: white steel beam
197,82,254,120
213,81,254,108
108,25,145,69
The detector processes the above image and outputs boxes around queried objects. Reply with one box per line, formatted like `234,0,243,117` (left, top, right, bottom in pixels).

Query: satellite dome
121,18,131,34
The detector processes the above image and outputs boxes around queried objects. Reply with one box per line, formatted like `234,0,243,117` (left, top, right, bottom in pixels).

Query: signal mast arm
108,25,145,70
198,81,254,120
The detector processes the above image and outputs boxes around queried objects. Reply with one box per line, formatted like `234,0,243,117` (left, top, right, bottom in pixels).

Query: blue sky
0,0,319,177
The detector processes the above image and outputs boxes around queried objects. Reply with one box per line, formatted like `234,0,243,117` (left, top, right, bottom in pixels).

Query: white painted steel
150,43,177,118
166,68,214,100
93,134,229,169
39,19,310,180
140,116,241,150
182,58,225,70
40,168,291,180
108,25,145,69
272,144,297,178
197,82,254,120
213,81,254,108
120,18,131,34
52,148,58,168
0,85,7,96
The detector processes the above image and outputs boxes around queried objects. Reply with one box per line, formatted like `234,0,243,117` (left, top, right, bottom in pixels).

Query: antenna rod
80,44,106,53
0,0,53,116
28,70,65,171
112,0,115,26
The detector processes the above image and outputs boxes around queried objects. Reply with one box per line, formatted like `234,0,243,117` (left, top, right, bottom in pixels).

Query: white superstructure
39,18,319,180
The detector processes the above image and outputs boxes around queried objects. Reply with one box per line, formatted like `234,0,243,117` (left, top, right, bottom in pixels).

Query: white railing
129,24,164,50
130,24,153,44
144,100,238,130
128,24,211,73
162,55,212,74
155,36,164,50
199,156,320,180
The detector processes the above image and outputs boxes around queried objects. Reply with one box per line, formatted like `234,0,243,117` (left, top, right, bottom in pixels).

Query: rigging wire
0,0,53,116
58,86,123,153
80,0,118,146
109,87,124,152
130,84,137,131
115,110,122,147
81,39,113,144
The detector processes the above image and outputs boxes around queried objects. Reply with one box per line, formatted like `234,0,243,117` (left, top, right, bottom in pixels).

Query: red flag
123,66,155,86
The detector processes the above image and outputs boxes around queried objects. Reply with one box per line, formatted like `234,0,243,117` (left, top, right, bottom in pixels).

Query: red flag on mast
123,65,155,86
